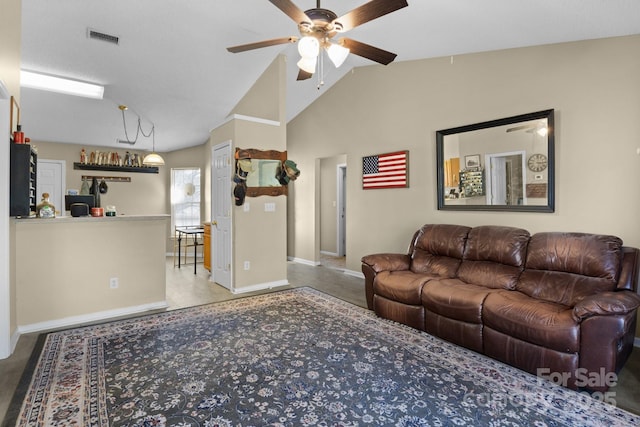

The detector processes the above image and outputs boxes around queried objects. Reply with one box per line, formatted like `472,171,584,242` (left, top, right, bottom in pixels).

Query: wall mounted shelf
73,162,158,174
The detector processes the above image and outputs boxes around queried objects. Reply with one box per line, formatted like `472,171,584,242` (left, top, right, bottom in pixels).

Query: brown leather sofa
361,224,640,391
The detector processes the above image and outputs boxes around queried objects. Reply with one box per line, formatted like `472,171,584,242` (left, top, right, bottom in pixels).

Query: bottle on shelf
13,125,24,144
36,193,56,218
80,177,90,195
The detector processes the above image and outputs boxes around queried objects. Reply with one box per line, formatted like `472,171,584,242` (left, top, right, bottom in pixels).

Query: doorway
318,155,347,270
485,151,526,206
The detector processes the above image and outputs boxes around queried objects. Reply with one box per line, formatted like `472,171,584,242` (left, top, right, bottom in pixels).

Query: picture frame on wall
9,96,19,138
362,150,409,189
464,154,481,169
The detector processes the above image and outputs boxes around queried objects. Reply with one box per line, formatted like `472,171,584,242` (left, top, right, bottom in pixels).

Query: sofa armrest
572,291,640,322
361,253,410,310
361,253,411,273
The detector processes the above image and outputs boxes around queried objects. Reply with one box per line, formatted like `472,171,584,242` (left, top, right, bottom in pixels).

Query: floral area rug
6,287,640,426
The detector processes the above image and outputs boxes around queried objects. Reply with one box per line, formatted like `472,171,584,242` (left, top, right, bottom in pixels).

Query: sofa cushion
410,224,470,276
457,225,530,290
422,278,499,324
518,232,623,307
373,271,436,305
483,290,580,353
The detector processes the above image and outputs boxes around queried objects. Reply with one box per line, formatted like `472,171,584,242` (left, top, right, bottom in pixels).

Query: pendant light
118,105,164,166
142,131,165,166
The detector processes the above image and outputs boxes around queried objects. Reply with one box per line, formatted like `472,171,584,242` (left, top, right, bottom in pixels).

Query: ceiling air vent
87,28,119,45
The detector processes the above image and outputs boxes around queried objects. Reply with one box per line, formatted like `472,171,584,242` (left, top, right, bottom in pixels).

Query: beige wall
0,0,21,102
14,216,168,328
287,34,640,270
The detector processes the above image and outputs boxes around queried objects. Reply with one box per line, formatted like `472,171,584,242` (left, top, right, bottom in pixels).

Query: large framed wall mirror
436,109,555,212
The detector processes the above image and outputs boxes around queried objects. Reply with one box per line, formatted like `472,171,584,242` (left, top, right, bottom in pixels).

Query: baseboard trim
232,280,289,295
343,269,364,279
17,301,170,335
288,257,320,266
320,250,339,257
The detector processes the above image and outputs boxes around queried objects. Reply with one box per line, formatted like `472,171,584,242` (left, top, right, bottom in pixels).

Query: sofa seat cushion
484,291,579,353
422,278,499,324
373,271,436,305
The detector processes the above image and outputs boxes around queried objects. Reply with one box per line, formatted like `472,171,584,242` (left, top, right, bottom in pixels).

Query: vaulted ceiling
19,0,640,153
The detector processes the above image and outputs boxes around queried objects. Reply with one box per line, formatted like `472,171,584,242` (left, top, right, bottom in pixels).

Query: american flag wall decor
362,151,409,189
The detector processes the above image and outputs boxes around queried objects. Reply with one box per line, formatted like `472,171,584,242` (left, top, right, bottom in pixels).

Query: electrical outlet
109,277,119,289
243,261,250,270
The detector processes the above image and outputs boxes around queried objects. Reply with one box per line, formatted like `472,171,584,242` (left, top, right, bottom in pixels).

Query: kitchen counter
12,213,170,223
13,214,169,332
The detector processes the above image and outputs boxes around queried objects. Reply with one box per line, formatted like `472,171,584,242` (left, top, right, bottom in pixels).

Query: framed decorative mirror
436,109,554,212
237,148,288,197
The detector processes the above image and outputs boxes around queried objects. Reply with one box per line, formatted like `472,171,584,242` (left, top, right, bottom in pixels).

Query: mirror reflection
437,109,554,212
246,159,282,187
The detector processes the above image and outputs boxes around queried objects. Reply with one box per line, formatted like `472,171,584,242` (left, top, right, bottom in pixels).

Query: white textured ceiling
18,0,640,153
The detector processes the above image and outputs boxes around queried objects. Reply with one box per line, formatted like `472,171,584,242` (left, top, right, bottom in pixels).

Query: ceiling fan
227,0,409,81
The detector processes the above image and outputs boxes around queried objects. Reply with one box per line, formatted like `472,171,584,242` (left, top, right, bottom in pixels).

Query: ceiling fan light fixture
298,36,320,58
297,56,317,74
327,42,350,68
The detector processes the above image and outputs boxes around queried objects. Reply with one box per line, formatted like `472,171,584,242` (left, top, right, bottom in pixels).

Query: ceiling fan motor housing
300,8,341,40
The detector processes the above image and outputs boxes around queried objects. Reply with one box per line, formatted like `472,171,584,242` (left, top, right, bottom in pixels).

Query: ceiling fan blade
334,0,408,32
269,0,311,24
227,37,298,53
339,38,397,65
297,69,313,81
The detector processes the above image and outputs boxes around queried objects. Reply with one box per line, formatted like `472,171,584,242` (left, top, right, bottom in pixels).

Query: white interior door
211,142,232,290
486,151,526,206
489,157,507,205
37,159,66,216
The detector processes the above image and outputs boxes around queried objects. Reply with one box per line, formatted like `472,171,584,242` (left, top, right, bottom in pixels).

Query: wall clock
527,153,548,172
